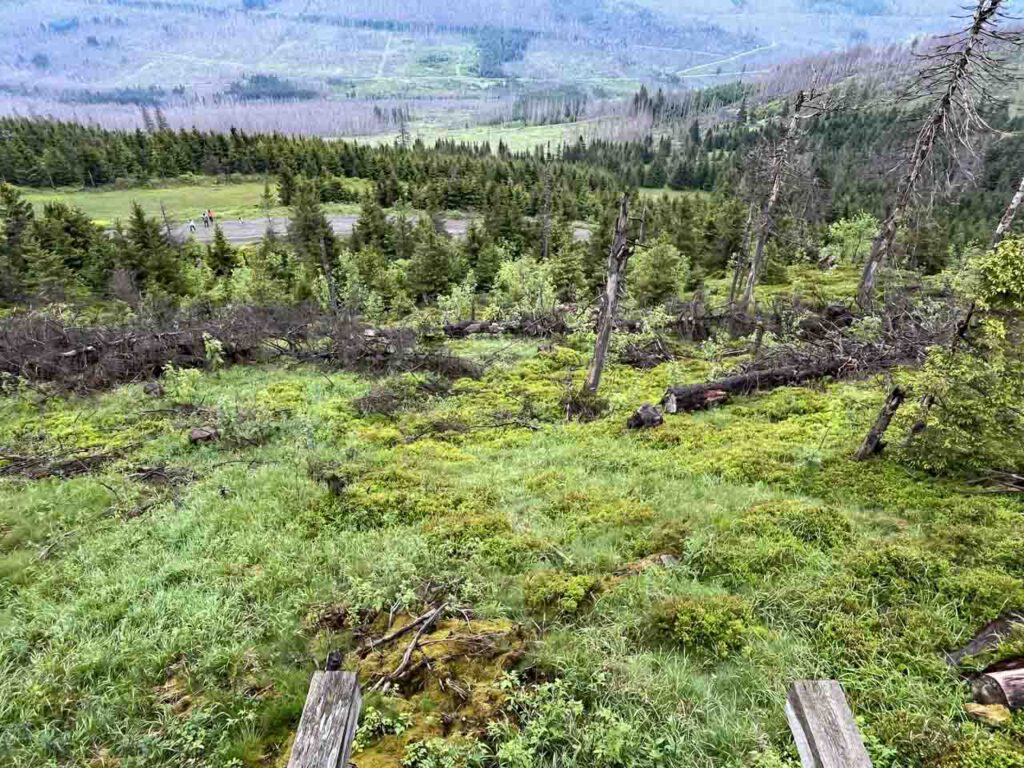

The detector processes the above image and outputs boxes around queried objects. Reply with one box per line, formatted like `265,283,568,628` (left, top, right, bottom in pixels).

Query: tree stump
626,404,664,429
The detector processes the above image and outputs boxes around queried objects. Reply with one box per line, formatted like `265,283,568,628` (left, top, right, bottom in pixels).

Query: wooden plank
287,671,361,768
785,680,873,768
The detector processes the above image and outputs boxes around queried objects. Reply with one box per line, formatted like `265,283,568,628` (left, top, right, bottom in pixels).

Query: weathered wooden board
287,671,361,768
785,680,873,768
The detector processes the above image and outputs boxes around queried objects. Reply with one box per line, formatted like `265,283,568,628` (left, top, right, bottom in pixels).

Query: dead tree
857,0,1017,308
734,91,810,321
583,194,634,395
540,170,553,261
727,204,756,311
853,386,905,460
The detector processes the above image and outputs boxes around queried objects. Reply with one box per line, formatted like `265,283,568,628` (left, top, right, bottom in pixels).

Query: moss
522,570,600,616
650,594,758,660
845,543,951,605
737,500,853,550
548,491,655,533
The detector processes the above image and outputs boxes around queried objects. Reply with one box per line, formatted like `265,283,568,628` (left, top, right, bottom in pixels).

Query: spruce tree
407,219,457,300
0,183,35,289
351,195,391,254
206,224,236,276
288,179,339,299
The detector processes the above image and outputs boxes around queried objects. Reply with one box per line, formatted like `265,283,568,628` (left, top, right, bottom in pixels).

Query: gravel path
174,216,589,244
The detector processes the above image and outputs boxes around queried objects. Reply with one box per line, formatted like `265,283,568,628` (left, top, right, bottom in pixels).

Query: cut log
945,609,1024,667
287,671,361,768
972,658,1024,711
785,680,873,768
663,360,847,414
853,387,905,461
626,404,664,429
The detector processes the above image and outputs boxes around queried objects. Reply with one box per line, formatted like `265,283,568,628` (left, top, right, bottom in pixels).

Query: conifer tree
206,224,236,277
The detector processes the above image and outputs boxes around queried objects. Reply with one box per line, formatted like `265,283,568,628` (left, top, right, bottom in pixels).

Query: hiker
201,211,210,228
188,219,197,233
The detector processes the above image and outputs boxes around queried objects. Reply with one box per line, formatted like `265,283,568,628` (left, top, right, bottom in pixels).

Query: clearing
0,336,1020,766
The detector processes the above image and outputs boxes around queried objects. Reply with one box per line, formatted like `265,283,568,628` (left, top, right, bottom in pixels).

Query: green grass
0,339,1022,767
19,178,369,227
20,178,275,227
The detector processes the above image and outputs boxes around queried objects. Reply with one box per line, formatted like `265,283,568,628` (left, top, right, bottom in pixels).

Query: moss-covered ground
1,338,1022,767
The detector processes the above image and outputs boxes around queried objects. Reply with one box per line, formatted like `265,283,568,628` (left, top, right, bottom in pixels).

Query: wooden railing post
287,670,362,768
785,680,873,768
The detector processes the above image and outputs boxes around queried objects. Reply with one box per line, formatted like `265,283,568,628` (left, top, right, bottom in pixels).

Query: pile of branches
443,313,570,339
0,305,483,392
663,292,955,413
0,446,127,480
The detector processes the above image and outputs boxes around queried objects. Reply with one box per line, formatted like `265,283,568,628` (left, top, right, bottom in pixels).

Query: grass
19,177,369,227
0,337,1022,766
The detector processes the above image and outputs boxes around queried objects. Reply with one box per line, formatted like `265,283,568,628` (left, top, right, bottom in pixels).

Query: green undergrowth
0,338,1022,766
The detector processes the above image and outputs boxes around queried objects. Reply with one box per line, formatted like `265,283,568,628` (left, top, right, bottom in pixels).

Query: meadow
0,335,1021,767
20,178,366,227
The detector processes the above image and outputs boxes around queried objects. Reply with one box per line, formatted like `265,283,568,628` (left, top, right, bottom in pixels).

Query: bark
991,173,1024,248
662,359,848,414
584,194,632,395
972,658,1024,711
853,387,906,461
736,91,806,319
945,609,1024,667
318,237,339,314
857,0,1006,308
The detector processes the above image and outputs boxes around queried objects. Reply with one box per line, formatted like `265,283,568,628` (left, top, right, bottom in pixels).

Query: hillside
0,0,971,135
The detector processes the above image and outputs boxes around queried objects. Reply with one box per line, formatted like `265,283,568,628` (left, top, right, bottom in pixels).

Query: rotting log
287,671,361,768
662,360,848,414
945,609,1024,667
854,387,905,461
972,658,1024,711
785,680,873,768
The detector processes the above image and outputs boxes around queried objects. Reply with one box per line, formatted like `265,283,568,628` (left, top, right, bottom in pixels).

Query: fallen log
972,658,1024,711
945,610,1024,667
662,359,849,414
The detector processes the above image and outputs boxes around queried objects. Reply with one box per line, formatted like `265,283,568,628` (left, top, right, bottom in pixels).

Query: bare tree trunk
856,0,1007,308
735,91,807,319
584,194,632,395
540,172,553,261
991,173,1024,248
854,387,905,460
728,204,755,310
319,237,339,314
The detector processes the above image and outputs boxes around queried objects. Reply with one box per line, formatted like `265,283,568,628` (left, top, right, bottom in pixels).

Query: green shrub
402,737,487,768
650,594,756,660
523,570,600,616
846,543,950,605
737,500,852,549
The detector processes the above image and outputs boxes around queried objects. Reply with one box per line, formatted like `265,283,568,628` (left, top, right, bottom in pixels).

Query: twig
371,603,447,692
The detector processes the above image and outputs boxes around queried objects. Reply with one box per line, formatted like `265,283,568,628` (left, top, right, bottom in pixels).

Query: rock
143,381,164,397
627,404,664,429
966,703,1012,727
188,426,219,445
